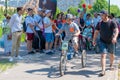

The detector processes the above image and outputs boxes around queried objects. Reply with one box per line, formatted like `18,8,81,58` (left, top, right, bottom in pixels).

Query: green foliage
110,5,120,16
78,0,85,8
54,7,61,19
21,33,26,42
68,7,78,16
91,0,108,13
0,6,16,22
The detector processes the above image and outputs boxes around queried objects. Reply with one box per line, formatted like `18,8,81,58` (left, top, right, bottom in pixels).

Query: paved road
0,42,120,80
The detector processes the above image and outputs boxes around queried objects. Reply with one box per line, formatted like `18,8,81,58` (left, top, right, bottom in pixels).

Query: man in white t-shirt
93,13,101,28
33,8,45,52
43,10,54,54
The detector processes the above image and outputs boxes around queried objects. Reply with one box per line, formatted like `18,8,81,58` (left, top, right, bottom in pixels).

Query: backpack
23,16,28,32
23,15,34,32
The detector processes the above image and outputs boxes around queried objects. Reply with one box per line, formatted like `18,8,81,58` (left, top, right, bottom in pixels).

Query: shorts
72,37,79,45
26,33,34,41
99,40,115,54
45,33,54,42
64,36,78,46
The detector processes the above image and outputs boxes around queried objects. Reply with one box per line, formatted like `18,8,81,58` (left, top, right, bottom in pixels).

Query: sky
109,0,120,9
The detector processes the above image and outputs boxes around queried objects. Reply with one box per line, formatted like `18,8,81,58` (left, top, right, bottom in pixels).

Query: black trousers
32,30,45,50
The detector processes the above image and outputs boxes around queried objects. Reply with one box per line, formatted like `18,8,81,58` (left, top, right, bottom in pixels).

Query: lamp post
108,0,110,14
5,0,8,14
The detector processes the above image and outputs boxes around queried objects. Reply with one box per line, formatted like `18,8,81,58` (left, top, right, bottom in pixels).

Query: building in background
0,0,96,12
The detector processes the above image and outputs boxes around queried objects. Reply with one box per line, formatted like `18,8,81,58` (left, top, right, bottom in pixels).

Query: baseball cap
38,8,43,11
66,14,73,19
100,10,108,15
45,10,51,14
27,8,33,11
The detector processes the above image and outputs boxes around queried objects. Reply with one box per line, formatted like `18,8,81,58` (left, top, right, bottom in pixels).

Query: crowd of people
1,6,120,77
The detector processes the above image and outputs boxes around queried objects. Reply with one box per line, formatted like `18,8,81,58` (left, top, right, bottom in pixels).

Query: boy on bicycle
56,14,80,57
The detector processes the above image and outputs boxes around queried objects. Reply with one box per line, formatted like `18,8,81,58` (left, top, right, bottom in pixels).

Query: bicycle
59,34,87,76
79,34,88,68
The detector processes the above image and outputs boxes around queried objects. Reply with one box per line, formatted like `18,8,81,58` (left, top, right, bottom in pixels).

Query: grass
0,28,26,43
0,59,16,72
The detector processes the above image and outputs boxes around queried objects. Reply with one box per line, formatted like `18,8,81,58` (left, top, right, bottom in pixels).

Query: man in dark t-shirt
93,10,119,77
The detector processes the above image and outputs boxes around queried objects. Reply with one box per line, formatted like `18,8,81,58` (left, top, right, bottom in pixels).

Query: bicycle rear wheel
59,54,67,76
81,50,87,68
79,39,85,52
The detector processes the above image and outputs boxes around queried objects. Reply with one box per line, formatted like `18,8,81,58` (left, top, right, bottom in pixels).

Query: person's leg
54,36,58,49
73,37,79,52
72,37,79,57
45,33,49,51
11,32,17,57
40,31,45,50
4,34,8,54
27,40,31,52
101,53,107,74
109,53,115,69
26,33,34,53
45,42,49,50
99,40,108,76
16,32,22,57
108,43,115,70
49,33,54,50
30,40,33,51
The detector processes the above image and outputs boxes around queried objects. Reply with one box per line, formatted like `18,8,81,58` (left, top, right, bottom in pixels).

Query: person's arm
93,22,100,45
29,23,36,34
73,23,80,36
44,23,52,28
93,30,99,42
8,15,15,28
56,24,65,35
112,22,119,44
34,15,42,30
43,18,53,28
78,18,81,26
113,28,119,39
26,17,36,34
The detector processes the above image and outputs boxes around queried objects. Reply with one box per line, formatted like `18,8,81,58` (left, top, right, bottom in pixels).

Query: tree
91,0,108,13
110,5,120,16
54,7,61,18
78,0,85,8
68,7,78,16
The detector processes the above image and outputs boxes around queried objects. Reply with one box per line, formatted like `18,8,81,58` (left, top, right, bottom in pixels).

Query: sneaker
28,51,35,54
73,52,79,58
39,50,44,53
9,57,14,62
46,50,54,55
17,55,23,60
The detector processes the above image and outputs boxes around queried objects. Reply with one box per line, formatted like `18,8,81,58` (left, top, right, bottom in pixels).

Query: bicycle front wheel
59,54,67,76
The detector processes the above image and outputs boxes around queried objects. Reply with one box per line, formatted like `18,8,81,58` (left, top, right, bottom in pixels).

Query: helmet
66,14,73,19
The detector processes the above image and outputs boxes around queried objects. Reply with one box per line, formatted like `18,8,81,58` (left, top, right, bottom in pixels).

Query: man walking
93,10,119,76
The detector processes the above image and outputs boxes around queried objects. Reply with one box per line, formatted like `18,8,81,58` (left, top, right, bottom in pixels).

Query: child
2,15,12,56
